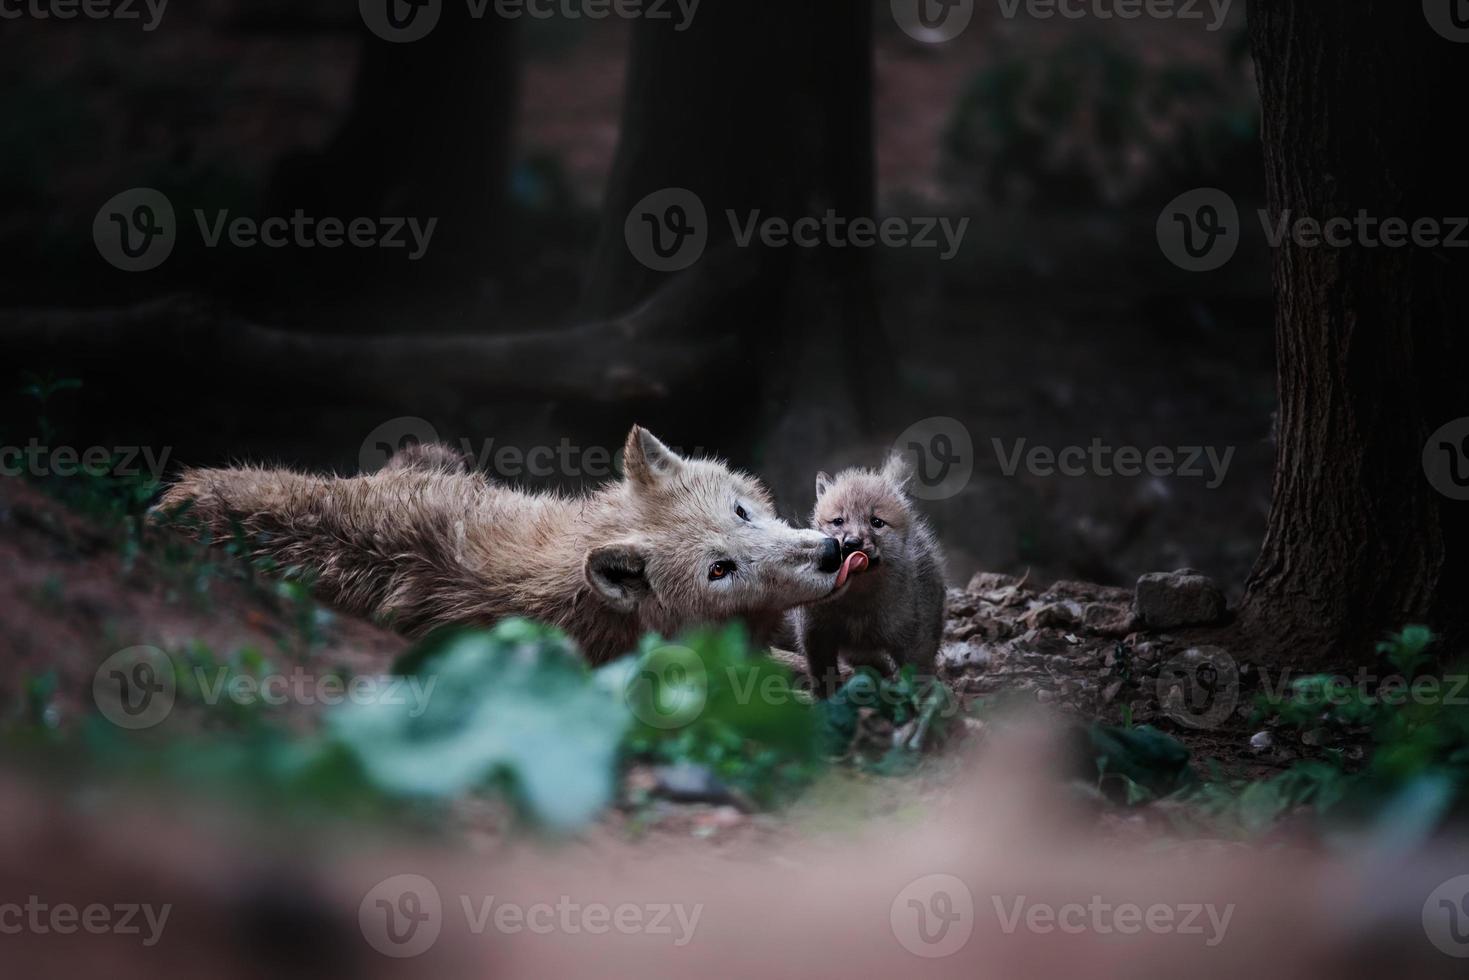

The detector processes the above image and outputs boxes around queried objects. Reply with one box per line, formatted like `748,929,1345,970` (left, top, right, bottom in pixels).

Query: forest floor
0,473,1298,858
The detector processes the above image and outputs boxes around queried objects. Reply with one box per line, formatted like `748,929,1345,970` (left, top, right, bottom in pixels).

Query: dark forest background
0,1,1275,596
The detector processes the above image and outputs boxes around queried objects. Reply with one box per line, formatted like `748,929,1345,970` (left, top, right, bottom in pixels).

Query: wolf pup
794,454,946,695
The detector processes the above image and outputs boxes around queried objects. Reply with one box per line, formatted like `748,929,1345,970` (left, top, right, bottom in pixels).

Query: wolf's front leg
153,462,491,634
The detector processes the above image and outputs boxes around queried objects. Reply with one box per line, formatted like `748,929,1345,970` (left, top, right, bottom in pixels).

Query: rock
946,589,980,619
1301,728,1328,747
1249,731,1274,753
1045,580,1135,604
1134,569,1226,630
1023,600,1083,630
968,571,1020,593
939,641,991,670
652,763,751,810
1102,679,1124,703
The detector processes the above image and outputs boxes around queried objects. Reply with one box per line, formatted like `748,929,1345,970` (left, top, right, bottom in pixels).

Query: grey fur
794,454,946,695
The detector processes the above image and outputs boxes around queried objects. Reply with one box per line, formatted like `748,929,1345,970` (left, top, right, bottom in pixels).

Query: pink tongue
834,550,869,589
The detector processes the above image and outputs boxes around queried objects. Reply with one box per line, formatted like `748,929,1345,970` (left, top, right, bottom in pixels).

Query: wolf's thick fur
154,427,845,663
794,454,946,693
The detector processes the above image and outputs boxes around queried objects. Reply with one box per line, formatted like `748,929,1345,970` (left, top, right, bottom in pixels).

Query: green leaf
331,620,630,831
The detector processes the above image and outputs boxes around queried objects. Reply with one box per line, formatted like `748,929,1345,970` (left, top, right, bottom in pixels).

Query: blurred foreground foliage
1096,627,1469,848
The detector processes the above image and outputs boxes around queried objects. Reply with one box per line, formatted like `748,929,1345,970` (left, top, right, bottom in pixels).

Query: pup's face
584,427,848,634
811,457,915,579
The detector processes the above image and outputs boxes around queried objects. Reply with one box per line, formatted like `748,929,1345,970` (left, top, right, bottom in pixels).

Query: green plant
818,665,960,775
619,624,826,808
1200,627,1469,843
334,621,631,831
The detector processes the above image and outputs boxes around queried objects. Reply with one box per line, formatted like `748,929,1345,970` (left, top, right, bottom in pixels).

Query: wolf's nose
817,537,842,573
840,536,863,557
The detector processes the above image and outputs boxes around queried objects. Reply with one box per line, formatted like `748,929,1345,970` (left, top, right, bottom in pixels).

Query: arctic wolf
155,426,857,663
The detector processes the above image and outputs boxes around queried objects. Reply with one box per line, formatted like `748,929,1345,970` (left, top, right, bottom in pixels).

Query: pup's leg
799,630,843,699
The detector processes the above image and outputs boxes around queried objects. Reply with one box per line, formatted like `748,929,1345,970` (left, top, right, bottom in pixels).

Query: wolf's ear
815,471,833,498
585,541,651,612
622,425,686,488
881,452,914,490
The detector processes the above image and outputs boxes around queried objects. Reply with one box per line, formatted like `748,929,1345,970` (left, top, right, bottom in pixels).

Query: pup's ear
815,471,833,497
585,541,652,613
622,425,686,489
881,452,914,490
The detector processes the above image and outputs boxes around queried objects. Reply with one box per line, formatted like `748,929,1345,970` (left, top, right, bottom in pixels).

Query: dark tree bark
1242,1,1469,664
582,1,889,504
266,4,518,294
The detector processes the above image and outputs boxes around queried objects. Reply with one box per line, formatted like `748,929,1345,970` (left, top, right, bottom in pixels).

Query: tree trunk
265,5,518,297
1241,1,1469,664
582,0,888,506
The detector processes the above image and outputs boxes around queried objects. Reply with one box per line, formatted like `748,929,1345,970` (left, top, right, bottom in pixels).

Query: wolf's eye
708,560,737,581
870,517,886,529
736,504,750,522
831,517,845,527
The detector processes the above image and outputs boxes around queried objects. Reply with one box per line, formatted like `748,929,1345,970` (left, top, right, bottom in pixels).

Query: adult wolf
154,426,858,662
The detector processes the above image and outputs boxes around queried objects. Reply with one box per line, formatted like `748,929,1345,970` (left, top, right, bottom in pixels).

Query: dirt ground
0,472,1283,854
